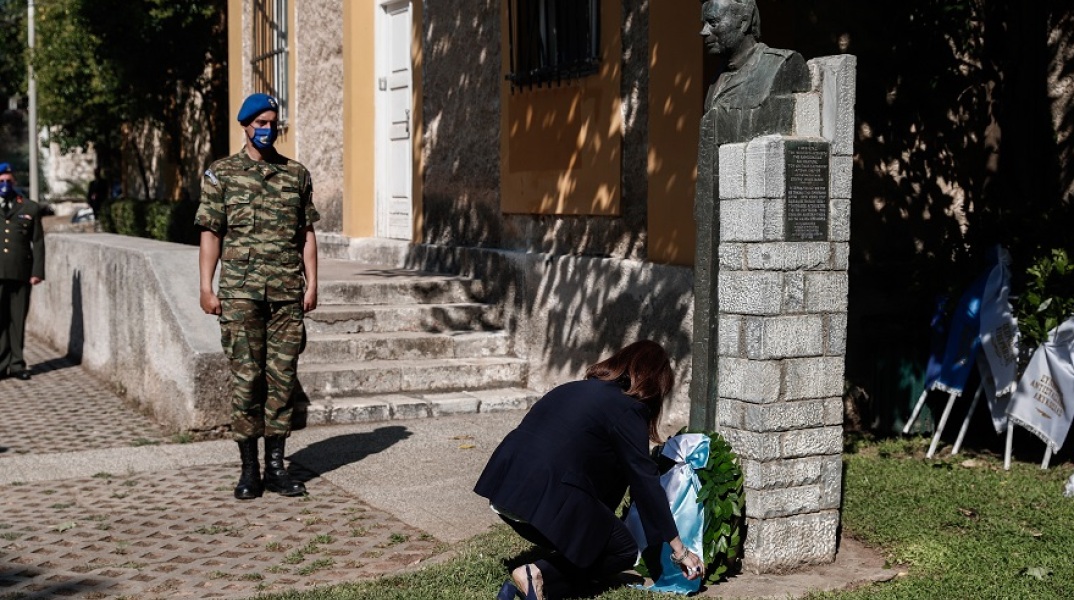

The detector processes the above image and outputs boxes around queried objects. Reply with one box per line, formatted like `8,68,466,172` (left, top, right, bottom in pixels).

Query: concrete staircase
298,260,539,425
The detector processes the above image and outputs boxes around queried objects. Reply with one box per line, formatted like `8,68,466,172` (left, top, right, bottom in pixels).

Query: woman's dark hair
585,340,674,442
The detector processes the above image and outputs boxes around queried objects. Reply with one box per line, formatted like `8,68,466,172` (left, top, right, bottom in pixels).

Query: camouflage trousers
219,298,305,441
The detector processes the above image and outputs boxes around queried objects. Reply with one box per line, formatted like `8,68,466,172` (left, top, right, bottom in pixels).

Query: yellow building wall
647,2,702,266
500,0,623,215
342,2,377,238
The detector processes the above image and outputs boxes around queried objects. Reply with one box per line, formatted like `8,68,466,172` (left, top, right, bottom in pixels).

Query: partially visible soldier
0,163,45,381
196,93,319,499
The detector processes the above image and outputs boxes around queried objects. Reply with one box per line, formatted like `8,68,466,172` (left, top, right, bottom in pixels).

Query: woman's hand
678,550,705,580
669,537,705,580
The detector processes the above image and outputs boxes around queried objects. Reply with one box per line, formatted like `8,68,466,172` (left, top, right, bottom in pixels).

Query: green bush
99,197,198,245
144,201,172,241
106,198,144,237
1014,249,1074,349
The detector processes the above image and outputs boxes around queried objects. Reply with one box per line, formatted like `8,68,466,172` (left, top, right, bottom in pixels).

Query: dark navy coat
474,379,678,567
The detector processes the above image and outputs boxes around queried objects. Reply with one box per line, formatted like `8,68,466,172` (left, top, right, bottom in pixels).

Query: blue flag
923,295,950,389
933,270,990,394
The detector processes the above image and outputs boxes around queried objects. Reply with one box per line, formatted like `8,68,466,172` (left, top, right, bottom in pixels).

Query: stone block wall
27,234,229,433
715,55,856,573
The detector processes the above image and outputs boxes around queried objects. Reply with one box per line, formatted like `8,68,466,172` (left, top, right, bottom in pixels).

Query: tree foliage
32,0,124,152
0,0,27,99
29,0,227,195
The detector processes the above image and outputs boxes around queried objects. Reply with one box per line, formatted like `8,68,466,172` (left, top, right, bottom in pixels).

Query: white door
377,0,413,240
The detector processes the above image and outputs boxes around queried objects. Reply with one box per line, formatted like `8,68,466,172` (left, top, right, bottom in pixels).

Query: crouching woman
475,340,704,600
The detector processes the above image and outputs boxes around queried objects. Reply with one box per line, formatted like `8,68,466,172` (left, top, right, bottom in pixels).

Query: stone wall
27,234,228,433
295,0,345,233
712,55,856,573
42,141,94,199
421,0,504,248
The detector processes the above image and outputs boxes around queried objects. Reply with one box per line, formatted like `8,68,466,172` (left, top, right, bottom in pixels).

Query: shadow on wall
420,0,651,262
401,235,694,412
419,1,679,389
66,270,84,363
531,256,692,383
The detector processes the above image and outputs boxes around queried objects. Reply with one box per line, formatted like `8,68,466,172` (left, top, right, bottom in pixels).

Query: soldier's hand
200,290,222,315
303,287,317,313
29,277,42,286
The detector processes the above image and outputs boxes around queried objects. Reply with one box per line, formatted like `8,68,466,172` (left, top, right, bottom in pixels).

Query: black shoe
13,371,30,381
234,438,264,500
264,436,307,497
497,581,522,600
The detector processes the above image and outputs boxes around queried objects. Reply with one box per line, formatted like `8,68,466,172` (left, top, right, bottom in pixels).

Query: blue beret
237,93,280,125
0,162,10,174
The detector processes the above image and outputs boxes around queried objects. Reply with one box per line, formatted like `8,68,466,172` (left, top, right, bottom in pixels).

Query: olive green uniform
0,194,45,375
195,150,319,441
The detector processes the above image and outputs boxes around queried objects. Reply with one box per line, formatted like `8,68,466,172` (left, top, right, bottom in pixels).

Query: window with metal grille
507,0,600,88
251,0,289,125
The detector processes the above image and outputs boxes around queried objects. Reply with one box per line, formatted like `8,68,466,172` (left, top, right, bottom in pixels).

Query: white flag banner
979,246,1020,398
1007,318,1074,452
976,353,1009,434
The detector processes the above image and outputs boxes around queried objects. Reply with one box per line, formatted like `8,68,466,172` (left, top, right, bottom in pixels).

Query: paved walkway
1,338,898,599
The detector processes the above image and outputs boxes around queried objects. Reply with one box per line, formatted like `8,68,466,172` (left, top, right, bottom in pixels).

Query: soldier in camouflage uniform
196,93,318,499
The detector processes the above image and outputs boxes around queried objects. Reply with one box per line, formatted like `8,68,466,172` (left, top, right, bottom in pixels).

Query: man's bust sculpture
690,0,811,429
700,0,810,143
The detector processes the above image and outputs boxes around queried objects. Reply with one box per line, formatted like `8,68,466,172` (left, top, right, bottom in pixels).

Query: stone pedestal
713,54,856,572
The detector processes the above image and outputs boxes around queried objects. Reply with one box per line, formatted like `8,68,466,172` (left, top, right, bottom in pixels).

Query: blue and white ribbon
625,433,710,595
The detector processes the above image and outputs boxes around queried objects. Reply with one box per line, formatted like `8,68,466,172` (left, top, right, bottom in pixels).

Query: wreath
633,427,745,584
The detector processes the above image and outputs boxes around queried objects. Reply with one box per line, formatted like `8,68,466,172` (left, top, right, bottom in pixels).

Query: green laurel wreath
634,427,745,584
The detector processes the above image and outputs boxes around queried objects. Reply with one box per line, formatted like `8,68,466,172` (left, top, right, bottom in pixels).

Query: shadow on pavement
288,426,413,482
29,355,81,375
0,564,118,599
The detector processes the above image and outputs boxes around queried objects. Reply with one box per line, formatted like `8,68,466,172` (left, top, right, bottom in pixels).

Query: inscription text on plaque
784,141,830,242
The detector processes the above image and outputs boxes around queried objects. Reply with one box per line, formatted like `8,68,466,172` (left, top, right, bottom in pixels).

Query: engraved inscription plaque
784,141,830,242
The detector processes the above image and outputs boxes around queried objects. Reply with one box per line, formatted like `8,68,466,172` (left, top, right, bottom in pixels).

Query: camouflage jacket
195,149,320,301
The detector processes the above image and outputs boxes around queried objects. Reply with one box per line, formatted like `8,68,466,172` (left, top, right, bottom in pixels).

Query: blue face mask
0,181,15,199
250,126,278,150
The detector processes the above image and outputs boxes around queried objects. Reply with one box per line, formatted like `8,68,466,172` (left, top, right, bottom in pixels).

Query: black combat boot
234,438,263,500
263,436,307,496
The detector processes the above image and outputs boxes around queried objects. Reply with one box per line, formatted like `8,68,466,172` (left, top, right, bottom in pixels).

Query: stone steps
299,330,512,364
295,260,536,419
304,303,504,334
300,356,528,398
302,387,541,426
318,276,485,306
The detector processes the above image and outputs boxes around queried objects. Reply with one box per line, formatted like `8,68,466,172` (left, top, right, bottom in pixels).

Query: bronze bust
690,0,812,429
699,0,810,136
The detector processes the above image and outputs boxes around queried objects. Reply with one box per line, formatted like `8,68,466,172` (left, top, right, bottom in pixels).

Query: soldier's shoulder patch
204,169,220,187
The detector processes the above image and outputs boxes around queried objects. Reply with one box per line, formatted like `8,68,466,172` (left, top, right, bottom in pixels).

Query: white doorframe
375,0,413,240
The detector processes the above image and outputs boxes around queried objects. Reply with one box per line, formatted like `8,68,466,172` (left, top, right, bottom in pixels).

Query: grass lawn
813,435,1074,599
256,436,1074,599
